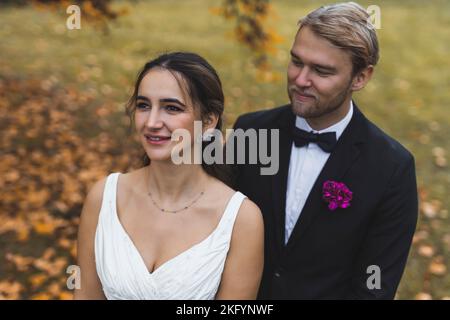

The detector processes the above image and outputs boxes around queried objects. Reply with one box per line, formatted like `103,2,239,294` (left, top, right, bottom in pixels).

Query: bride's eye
136,103,149,110
165,105,182,112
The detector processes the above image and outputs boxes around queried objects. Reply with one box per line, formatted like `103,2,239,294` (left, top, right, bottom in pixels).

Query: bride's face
134,68,200,163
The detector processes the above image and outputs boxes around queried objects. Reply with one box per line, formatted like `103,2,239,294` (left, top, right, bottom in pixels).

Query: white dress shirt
285,102,354,244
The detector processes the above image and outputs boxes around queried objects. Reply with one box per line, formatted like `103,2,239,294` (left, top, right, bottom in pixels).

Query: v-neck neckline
111,173,239,275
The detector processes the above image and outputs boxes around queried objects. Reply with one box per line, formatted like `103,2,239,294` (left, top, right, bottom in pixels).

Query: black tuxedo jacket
231,103,418,299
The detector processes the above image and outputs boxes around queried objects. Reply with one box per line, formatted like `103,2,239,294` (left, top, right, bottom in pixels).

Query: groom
231,2,418,299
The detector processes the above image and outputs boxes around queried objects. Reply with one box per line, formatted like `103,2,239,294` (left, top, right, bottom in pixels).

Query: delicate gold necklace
145,167,205,214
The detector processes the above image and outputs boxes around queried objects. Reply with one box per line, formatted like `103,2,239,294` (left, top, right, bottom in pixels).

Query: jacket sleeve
346,155,418,299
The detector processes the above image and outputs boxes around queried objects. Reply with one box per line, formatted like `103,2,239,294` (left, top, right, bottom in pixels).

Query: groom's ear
351,65,374,92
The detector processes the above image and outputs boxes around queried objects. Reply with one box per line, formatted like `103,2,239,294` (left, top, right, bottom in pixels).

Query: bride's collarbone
119,196,222,235
117,173,234,233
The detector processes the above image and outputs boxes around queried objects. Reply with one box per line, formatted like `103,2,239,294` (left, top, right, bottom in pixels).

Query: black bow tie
292,127,337,153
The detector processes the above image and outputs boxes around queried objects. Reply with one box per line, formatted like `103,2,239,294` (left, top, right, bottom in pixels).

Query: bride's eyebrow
160,98,186,107
136,95,150,102
136,96,186,107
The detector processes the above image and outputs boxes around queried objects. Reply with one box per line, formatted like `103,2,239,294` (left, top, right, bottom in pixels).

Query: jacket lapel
284,104,368,254
270,106,296,252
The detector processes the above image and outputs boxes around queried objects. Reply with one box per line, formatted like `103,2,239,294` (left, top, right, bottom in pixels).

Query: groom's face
287,26,354,120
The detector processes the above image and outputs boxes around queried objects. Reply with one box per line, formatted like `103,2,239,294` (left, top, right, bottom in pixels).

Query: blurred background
0,0,448,300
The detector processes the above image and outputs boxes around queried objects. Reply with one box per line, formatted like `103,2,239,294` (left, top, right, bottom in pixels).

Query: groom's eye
314,65,336,76
315,68,331,76
292,59,303,67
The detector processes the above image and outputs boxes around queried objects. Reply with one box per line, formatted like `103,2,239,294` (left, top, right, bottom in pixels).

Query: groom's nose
294,66,312,88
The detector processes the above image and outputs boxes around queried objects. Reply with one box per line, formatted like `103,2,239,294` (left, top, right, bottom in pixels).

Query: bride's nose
145,108,164,130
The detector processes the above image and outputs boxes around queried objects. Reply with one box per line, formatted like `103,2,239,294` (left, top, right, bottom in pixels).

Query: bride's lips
144,134,171,145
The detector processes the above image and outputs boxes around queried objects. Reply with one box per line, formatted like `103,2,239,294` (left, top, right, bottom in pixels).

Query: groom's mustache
290,87,317,99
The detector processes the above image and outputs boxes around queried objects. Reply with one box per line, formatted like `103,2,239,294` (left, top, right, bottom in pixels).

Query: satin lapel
271,106,296,251
284,105,368,254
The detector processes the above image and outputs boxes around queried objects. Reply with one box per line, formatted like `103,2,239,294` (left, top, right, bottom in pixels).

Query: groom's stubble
289,75,354,121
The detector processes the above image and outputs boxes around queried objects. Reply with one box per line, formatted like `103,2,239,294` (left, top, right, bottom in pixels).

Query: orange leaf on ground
417,245,434,258
0,280,23,300
29,274,47,289
429,257,447,276
415,292,432,300
31,292,52,300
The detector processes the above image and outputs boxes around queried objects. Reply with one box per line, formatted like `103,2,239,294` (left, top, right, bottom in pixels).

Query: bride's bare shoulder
210,179,262,229
118,167,146,194
80,170,133,220
207,178,235,201
78,175,109,231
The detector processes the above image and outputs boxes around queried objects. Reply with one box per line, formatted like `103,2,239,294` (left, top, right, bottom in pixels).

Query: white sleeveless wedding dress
94,172,246,300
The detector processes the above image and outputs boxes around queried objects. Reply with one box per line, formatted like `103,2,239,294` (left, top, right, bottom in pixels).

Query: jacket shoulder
364,117,414,166
233,104,291,130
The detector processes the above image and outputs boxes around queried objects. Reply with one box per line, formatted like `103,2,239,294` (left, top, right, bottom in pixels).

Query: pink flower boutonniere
322,180,353,211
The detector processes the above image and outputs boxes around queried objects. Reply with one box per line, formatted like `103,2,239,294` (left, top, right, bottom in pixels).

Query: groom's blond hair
298,2,379,75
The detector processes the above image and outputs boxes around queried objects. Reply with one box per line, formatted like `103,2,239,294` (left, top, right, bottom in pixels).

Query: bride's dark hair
125,52,233,187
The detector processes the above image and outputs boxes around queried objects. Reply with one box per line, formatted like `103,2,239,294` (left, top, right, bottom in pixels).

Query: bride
74,52,264,299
